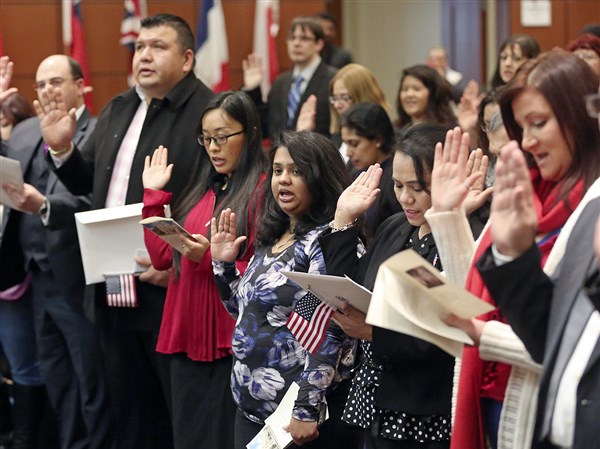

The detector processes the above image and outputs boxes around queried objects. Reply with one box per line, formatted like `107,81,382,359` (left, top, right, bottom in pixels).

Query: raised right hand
33,86,76,150
210,209,247,263
242,53,264,91
431,127,488,213
489,141,537,257
296,95,316,132
143,146,173,190
332,164,382,228
0,56,18,104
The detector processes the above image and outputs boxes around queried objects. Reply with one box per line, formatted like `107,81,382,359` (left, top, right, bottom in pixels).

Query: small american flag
104,274,138,308
287,292,334,354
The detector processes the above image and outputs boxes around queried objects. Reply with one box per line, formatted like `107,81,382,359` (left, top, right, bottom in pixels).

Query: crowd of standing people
1,10,600,449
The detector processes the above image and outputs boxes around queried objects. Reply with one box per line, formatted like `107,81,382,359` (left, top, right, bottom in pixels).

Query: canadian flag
253,0,280,101
194,0,229,92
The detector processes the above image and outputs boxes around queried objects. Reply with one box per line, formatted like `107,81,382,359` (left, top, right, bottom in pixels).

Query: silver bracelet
328,218,357,233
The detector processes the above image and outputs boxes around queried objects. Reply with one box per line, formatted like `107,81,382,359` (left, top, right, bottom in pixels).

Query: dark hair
1,93,34,129
315,12,336,25
341,103,395,155
395,123,448,195
288,16,325,42
66,56,84,81
567,33,600,59
477,86,506,154
491,34,540,90
172,91,265,271
256,131,348,246
395,65,456,129
581,23,600,39
141,13,195,60
499,50,600,197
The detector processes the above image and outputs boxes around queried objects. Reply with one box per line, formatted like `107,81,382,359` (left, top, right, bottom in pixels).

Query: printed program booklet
139,216,197,253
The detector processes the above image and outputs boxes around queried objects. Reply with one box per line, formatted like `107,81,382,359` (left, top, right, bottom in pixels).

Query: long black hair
256,130,349,246
395,123,448,194
172,90,265,270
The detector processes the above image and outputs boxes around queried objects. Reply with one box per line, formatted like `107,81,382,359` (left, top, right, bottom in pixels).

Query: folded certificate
75,203,146,284
139,216,197,253
367,249,495,357
0,156,24,210
281,271,371,313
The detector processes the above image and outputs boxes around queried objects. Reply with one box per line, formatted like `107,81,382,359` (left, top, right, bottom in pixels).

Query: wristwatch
38,198,49,218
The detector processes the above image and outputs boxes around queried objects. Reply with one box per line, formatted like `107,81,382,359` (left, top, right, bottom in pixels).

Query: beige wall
342,0,442,121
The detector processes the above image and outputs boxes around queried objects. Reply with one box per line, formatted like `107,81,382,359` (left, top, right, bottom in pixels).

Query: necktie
287,75,303,127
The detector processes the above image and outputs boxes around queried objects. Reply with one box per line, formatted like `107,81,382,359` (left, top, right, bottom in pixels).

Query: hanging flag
104,273,138,308
120,0,146,87
194,0,229,92
287,292,334,354
253,0,280,101
62,0,93,110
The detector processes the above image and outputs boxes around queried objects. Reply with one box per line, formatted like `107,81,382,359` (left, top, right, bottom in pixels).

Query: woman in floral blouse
211,130,360,449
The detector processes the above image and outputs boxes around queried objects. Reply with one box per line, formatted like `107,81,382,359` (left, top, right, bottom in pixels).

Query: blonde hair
329,63,390,134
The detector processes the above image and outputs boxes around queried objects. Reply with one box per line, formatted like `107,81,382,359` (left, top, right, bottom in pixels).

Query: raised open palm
143,146,173,191
210,209,247,263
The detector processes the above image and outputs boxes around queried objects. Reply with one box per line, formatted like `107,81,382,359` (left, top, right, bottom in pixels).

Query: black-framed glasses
585,93,600,119
328,95,353,105
197,130,245,147
33,77,73,91
287,34,317,43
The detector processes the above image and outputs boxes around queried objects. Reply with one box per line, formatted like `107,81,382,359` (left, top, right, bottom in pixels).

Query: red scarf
450,168,584,449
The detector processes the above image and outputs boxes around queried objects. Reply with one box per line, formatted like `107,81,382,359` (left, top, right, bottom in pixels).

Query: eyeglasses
33,77,73,91
328,95,353,105
197,130,245,147
287,34,317,43
585,93,600,119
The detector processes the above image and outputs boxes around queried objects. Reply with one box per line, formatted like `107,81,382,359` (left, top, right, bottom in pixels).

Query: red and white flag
104,273,138,308
120,0,147,87
194,0,229,92
287,292,334,354
62,0,93,110
253,0,280,101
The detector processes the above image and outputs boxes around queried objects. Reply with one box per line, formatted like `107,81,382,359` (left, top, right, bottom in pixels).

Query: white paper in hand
0,156,25,210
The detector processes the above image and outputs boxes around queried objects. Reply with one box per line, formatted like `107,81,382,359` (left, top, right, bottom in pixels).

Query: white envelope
75,203,146,285
0,156,25,210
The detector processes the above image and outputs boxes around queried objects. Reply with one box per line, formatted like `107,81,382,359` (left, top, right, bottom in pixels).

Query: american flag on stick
287,292,334,354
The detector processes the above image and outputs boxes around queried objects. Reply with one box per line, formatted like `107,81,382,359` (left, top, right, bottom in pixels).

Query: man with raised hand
34,13,214,449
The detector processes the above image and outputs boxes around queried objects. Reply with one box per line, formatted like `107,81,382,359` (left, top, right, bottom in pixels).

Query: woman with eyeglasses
567,33,600,78
298,63,390,164
141,90,266,449
427,50,600,449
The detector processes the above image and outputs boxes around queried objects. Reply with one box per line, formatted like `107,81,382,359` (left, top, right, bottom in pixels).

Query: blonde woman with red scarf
425,50,600,449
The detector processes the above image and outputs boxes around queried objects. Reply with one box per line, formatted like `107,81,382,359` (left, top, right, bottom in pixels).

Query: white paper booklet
281,271,371,313
0,156,24,210
366,249,495,357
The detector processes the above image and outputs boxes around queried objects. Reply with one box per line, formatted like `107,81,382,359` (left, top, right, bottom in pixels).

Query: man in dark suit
475,142,600,449
34,14,214,449
1,54,114,449
243,16,337,140
315,12,353,69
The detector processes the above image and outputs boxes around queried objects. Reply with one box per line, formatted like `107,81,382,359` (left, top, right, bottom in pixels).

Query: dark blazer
477,197,600,449
319,213,455,415
50,73,214,329
321,44,353,69
0,111,94,301
247,60,337,141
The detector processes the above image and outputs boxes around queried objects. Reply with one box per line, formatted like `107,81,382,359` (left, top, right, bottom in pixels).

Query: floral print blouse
213,225,351,424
